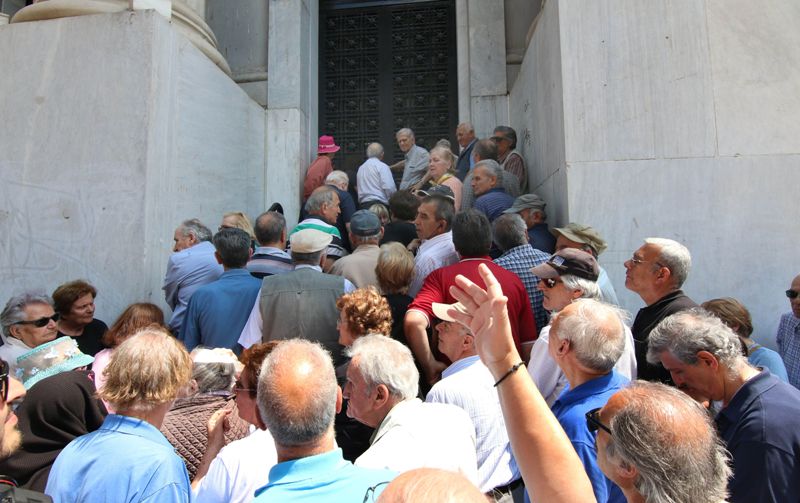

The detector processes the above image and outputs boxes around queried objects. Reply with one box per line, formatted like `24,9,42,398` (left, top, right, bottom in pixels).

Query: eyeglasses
13,313,59,328
542,278,562,289
787,290,800,300
628,256,664,268
585,407,612,436
362,481,390,503
0,360,9,403
233,381,257,395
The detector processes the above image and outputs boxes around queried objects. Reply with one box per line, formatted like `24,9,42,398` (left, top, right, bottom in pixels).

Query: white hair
644,237,692,288
346,335,418,400
554,299,627,372
325,170,349,187
366,142,384,158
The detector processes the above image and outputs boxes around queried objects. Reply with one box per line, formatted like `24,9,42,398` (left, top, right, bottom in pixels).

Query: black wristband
493,362,525,387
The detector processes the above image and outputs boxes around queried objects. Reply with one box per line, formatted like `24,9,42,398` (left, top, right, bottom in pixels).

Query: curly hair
336,287,393,338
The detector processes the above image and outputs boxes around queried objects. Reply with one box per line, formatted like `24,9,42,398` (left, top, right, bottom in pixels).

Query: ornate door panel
320,0,458,184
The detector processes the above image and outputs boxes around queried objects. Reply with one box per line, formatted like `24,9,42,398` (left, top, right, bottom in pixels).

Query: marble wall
510,0,800,346
0,11,266,323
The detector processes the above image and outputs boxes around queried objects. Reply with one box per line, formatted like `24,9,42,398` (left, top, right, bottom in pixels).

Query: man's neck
640,287,679,307
309,213,333,225
721,363,761,407
258,242,284,250
276,431,335,463
116,401,172,429
564,366,609,390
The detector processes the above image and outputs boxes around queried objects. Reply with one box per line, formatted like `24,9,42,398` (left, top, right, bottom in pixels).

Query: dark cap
350,210,382,236
417,184,456,204
530,248,599,281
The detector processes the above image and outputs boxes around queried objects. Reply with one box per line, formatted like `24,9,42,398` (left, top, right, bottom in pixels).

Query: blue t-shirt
527,371,627,503
253,448,396,502
46,414,191,502
747,343,789,383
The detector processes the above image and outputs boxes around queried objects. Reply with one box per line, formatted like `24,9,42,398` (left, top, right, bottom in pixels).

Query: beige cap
432,302,470,323
290,229,332,253
551,223,608,256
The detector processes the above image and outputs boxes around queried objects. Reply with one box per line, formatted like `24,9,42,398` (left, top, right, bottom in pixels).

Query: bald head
551,299,626,373
599,381,730,503
377,468,486,503
257,339,339,447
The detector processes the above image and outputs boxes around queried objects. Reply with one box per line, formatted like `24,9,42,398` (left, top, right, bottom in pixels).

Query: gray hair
346,335,419,400
646,309,745,369
258,339,338,446
457,122,474,134
605,381,731,503
325,170,349,188
493,125,518,149
474,159,503,185
190,350,237,394
254,211,286,246
492,213,528,251
645,237,691,288
553,299,626,372
1,292,53,339
396,128,415,140
366,142,384,158
178,219,213,242
304,186,337,214
561,275,602,301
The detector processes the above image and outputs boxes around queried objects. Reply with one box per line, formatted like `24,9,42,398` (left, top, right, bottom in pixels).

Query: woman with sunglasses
526,249,637,406
0,293,59,376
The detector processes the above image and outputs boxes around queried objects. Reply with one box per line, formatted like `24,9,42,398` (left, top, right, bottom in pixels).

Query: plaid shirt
495,244,550,334
777,313,800,389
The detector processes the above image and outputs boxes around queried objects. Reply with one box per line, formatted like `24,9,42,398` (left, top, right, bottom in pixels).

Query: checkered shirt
495,244,551,334
777,312,800,389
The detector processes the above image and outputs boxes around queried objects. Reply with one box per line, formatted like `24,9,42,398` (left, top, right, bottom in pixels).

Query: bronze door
319,0,458,186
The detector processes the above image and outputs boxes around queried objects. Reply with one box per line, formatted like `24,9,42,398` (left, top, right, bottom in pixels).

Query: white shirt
193,428,277,503
0,337,35,379
355,398,479,485
238,265,356,349
426,356,519,492
357,157,397,205
408,231,459,297
528,324,638,406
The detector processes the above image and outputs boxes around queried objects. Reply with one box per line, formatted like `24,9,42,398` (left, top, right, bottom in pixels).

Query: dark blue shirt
180,269,262,351
528,223,556,254
474,188,515,223
716,370,800,503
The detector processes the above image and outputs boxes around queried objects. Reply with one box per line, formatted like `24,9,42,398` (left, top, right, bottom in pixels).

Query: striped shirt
473,188,515,223
288,218,347,260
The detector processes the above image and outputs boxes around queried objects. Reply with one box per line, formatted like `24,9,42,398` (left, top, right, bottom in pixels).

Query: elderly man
47,328,194,502
461,140,520,211
648,310,800,502
472,160,515,223
329,210,383,288
777,273,800,388
180,228,262,351
547,300,628,503
492,213,550,334
625,238,697,383
492,126,527,193
455,122,477,181
503,194,556,254
553,223,619,305
0,293,59,375
252,339,395,501
247,211,293,279
390,128,430,190
407,193,458,297
593,381,731,503
426,312,521,498
163,219,223,334
303,135,340,201
357,142,396,208
527,249,636,406
324,171,357,251
405,210,536,385
238,229,355,367
343,335,478,483
291,186,347,271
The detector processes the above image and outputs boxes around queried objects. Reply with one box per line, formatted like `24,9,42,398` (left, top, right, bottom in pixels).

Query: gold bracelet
493,362,525,388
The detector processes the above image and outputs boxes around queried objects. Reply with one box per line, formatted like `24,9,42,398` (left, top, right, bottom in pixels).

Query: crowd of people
0,124,798,502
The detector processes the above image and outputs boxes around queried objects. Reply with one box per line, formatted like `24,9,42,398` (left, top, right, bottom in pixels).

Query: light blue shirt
163,241,223,334
597,267,620,306
179,269,262,351
46,414,191,503
253,448,395,502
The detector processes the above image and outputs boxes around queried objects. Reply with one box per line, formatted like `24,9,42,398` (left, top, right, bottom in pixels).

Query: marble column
265,0,317,226
0,13,9,25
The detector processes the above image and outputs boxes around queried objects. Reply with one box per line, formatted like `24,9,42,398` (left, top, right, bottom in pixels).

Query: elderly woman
426,146,462,210
335,287,393,347
702,297,789,382
52,280,107,356
160,348,249,479
375,242,415,347
0,293,59,375
0,370,106,491
92,303,165,396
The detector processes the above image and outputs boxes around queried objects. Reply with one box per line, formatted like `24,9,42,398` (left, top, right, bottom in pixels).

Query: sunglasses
542,278,562,289
585,407,612,436
13,313,59,328
787,290,799,300
0,360,8,402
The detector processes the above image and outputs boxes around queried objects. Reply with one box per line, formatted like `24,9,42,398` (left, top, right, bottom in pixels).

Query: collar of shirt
100,414,174,449
219,268,255,279
479,188,506,197
716,369,776,428
258,448,349,493
459,256,492,263
418,230,452,252
553,370,624,408
172,240,215,258
442,355,481,379
253,246,291,258
371,398,422,445
352,244,380,253
294,264,323,272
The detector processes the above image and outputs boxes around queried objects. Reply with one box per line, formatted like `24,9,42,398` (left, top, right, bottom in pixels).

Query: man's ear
255,407,267,430
335,386,343,414
696,350,720,371
615,459,639,485
373,384,391,409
